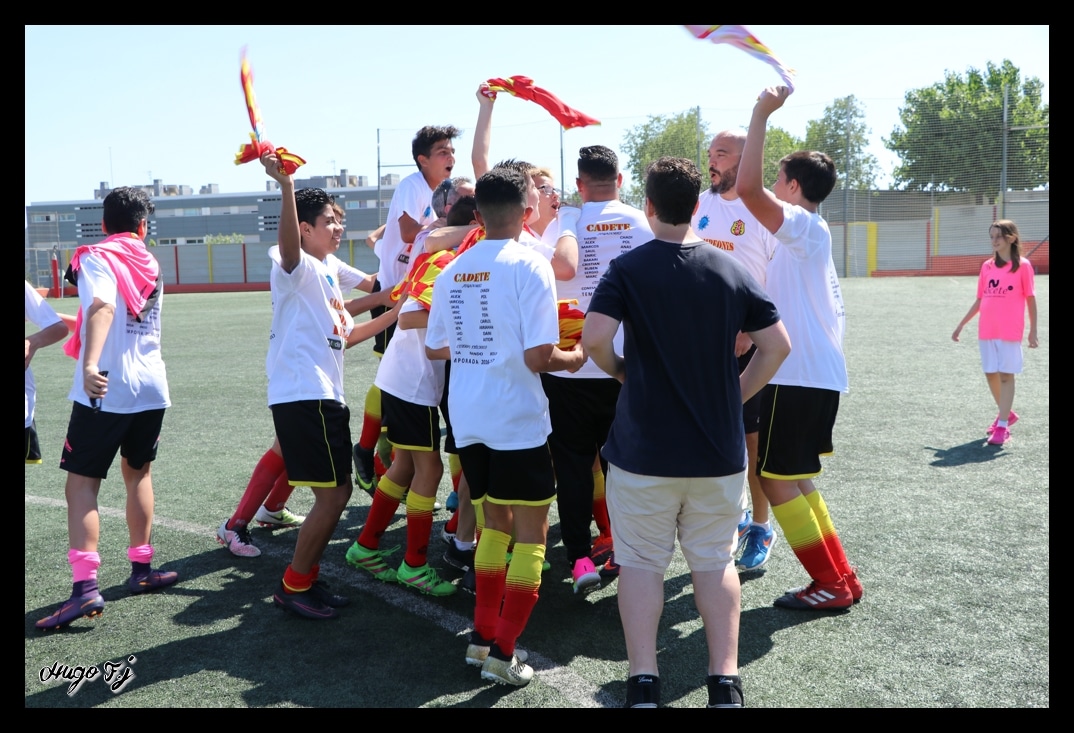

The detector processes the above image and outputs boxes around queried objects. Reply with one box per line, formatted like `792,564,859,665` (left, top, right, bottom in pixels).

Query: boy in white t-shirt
426,167,586,686
259,150,401,620
737,86,860,612
353,125,460,493
36,187,176,631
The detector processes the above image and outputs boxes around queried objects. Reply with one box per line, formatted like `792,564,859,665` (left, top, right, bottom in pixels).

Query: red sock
805,491,853,577
445,509,459,535
263,469,294,513
495,543,544,656
282,565,313,593
592,469,611,538
374,452,388,478
403,493,436,568
592,498,611,539
474,529,510,642
358,414,381,450
232,449,285,528
357,476,406,548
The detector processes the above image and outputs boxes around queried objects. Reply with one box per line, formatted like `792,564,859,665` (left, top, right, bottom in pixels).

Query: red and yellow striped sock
592,468,611,538
496,542,544,657
357,476,407,548
804,490,852,577
770,495,841,584
358,385,382,450
404,492,436,568
474,528,510,642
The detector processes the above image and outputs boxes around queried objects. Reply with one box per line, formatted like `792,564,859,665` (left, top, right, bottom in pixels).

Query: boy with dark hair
354,125,461,492
426,167,586,686
217,205,388,558
544,144,653,593
584,156,789,708
258,151,401,620
737,86,860,612
36,186,177,631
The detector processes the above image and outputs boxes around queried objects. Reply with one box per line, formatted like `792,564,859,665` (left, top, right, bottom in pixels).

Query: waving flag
485,76,600,130
234,48,306,174
683,25,796,91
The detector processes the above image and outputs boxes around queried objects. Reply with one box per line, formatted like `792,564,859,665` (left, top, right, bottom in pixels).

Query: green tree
760,125,804,189
885,60,1049,194
205,233,245,245
803,95,878,190
621,108,708,207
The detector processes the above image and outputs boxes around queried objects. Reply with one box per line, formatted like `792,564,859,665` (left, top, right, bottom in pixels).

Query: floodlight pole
1000,85,1009,220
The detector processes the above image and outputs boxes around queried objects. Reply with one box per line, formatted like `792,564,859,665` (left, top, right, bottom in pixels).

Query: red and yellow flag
234,48,306,174
558,299,584,350
485,76,600,130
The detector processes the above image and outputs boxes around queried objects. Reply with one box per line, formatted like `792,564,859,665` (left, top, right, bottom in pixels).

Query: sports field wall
832,199,1048,278
36,239,382,297
30,199,1047,296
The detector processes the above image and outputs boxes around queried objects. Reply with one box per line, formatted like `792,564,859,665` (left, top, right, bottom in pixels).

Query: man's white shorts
606,463,747,574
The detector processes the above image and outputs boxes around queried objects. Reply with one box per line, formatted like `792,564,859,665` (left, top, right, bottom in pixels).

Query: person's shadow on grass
26,541,556,708
925,438,1010,467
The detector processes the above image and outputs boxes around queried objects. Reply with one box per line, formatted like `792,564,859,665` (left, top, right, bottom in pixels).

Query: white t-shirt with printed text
66,254,170,413
426,238,559,450
556,199,652,379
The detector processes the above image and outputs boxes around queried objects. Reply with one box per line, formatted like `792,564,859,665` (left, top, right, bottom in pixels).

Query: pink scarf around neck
62,233,161,359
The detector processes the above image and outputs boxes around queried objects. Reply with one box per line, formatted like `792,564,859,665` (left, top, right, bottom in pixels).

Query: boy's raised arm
261,150,301,273
738,86,792,236
471,82,495,179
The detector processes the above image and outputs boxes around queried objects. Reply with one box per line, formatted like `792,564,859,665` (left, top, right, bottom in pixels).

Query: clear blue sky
25,25,1049,206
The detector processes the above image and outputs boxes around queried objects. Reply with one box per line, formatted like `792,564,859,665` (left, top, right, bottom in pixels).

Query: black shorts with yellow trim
381,390,440,452
272,399,352,488
457,442,556,507
757,384,839,480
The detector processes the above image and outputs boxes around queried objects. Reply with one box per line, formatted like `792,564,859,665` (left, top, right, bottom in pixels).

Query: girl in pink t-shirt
951,220,1039,445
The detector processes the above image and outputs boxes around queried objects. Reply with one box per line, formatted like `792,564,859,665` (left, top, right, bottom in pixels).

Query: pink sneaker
987,426,1011,445
987,411,1019,435
572,557,601,595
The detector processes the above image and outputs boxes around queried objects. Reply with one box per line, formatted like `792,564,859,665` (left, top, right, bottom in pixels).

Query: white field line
25,493,616,708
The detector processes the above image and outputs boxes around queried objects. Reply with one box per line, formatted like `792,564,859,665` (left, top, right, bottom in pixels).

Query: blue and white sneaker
737,523,776,571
